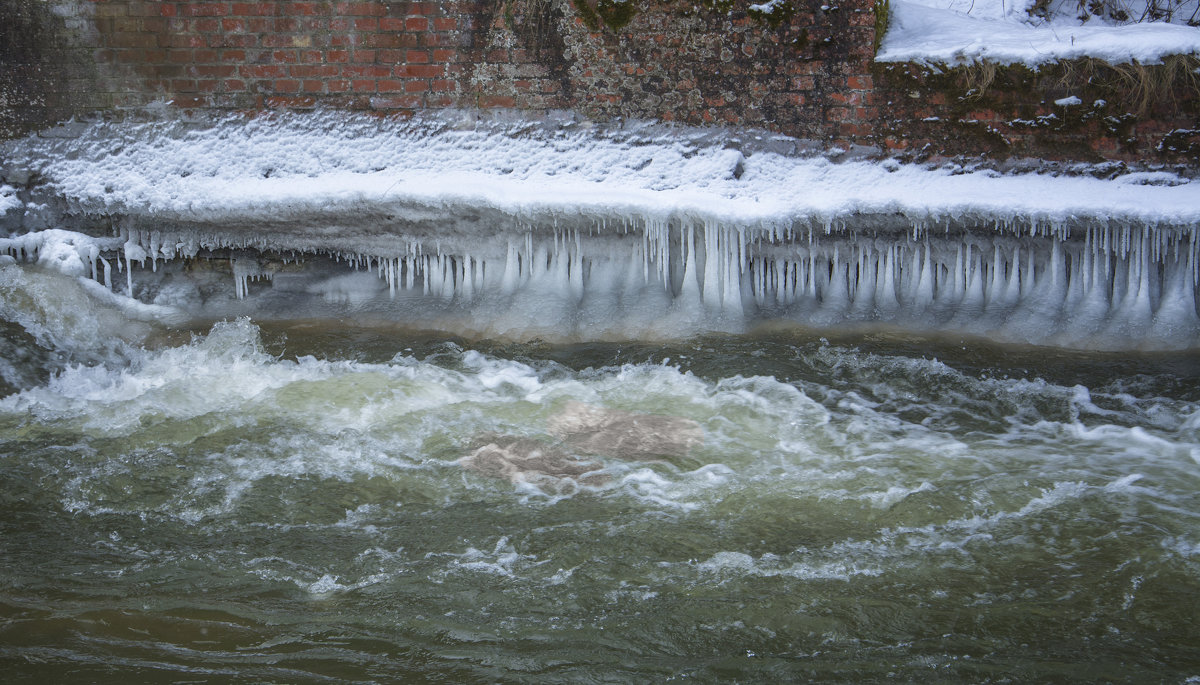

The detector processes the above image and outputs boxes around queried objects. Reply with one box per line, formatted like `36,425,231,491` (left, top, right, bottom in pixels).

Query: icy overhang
4,111,1200,247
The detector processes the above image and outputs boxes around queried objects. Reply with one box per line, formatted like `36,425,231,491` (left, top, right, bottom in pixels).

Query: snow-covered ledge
877,0,1200,66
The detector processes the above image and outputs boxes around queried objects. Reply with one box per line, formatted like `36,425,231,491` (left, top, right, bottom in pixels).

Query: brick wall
873,60,1200,163
1,0,1197,163
0,0,878,142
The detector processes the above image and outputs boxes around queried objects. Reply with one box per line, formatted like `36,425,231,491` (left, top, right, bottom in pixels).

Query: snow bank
878,0,1200,66
8,112,1200,239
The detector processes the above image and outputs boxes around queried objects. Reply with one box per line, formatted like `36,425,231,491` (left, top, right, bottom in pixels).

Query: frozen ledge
3,111,1199,246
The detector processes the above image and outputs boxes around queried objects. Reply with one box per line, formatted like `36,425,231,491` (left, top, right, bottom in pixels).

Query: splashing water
1,265,1198,680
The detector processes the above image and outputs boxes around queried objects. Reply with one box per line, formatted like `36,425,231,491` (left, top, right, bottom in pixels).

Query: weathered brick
397,64,444,78
241,64,289,78
231,3,276,16
181,2,230,17
336,2,386,16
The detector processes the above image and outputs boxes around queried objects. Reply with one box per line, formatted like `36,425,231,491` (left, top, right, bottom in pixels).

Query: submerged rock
458,435,609,485
547,400,704,460
459,402,704,485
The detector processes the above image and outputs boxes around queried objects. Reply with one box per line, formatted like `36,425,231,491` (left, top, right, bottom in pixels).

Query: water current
1,258,1199,683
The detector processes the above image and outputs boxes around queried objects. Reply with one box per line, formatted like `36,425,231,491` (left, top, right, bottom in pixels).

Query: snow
0,185,19,216
878,0,1200,66
7,111,1200,242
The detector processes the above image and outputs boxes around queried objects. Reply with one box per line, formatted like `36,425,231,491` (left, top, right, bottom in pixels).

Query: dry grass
941,54,1200,113
955,60,1000,100
1053,54,1200,114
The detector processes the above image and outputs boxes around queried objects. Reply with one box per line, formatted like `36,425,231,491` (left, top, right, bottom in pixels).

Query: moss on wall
571,0,639,31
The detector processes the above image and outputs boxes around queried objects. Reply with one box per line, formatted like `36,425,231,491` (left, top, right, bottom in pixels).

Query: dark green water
2,274,1199,682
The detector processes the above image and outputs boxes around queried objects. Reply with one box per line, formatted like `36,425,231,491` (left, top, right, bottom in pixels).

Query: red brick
232,2,276,16
405,17,428,31
351,79,377,91
431,49,457,63
846,75,873,90
241,64,289,78
406,50,428,63
379,17,407,31
302,80,325,93
430,79,455,92
336,2,386,16
171,95,209,107
192,17,221,31
221,49,247,61
343,64,389,78
354,17,378,30
274,79,301,92
405,80,428,93
291,64,339,78
165,34,206,48
160,4,178,17
478,95,515,108
397,64,443,78
364,33,403,48
432,17,456,31
181,2,230,17
377,79,405,92
196,64,236,77
263,34,311,48
223,79,248,91
285,2,323,15
327,79,353,92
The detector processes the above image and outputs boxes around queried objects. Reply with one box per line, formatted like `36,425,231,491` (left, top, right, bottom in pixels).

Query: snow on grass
878,0,1200,66
6,112,1200,239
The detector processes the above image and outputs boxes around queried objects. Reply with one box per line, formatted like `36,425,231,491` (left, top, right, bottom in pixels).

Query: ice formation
2,113,1199,349
2,217,1197,349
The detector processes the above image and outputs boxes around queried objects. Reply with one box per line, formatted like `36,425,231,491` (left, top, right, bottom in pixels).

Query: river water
2,261,1199,683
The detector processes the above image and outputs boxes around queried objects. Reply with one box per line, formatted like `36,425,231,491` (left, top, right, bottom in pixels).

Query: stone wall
1,0,1197,163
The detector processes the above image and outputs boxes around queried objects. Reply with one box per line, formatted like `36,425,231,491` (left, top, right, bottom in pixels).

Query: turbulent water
1,258,1199,683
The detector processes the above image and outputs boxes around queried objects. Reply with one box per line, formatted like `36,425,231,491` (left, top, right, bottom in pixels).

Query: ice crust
2,112,1199,348
8,112,1200,233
